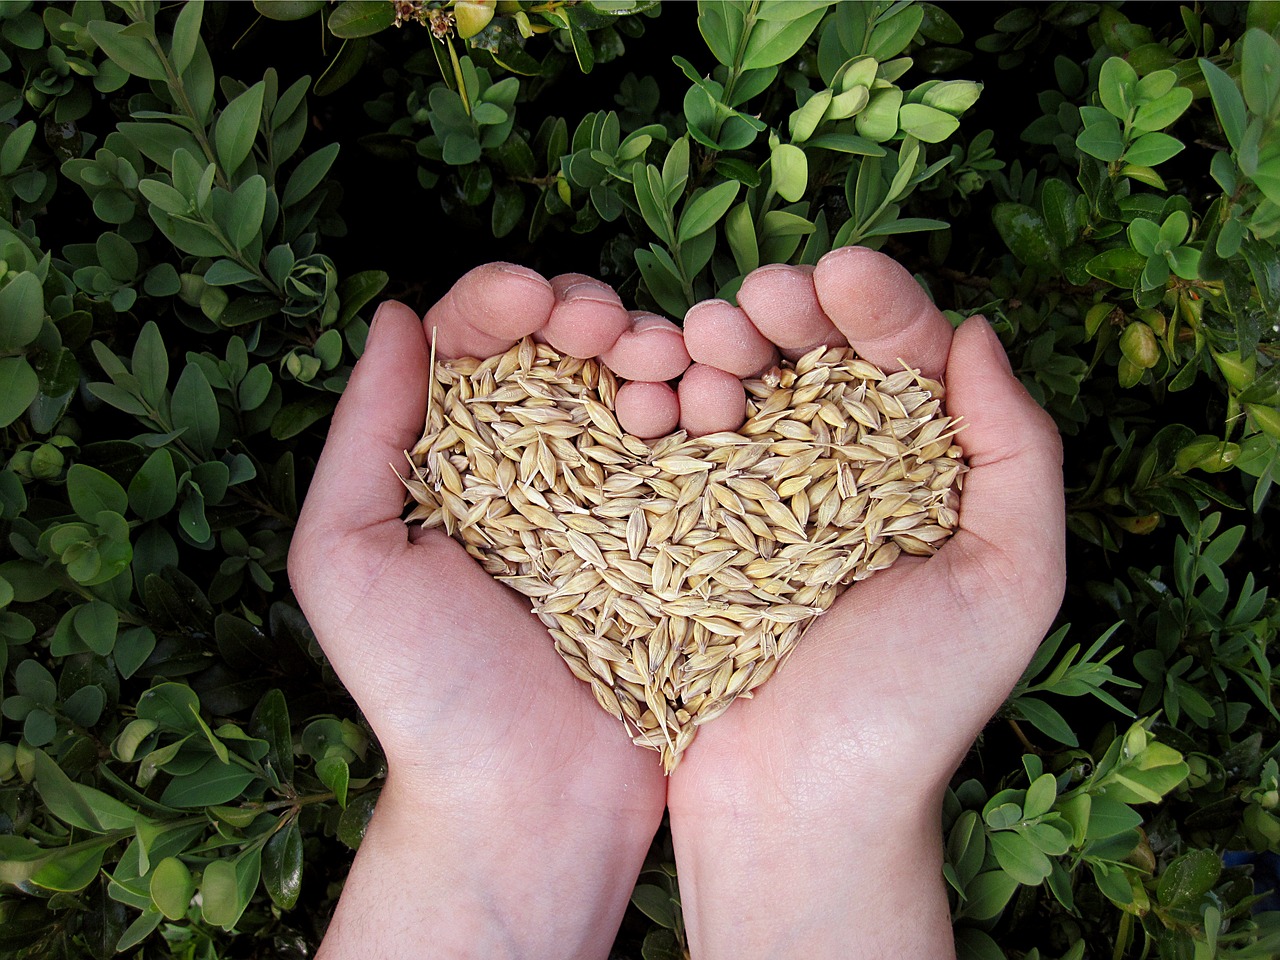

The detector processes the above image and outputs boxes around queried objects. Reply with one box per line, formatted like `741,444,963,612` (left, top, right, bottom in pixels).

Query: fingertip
616,381,680,439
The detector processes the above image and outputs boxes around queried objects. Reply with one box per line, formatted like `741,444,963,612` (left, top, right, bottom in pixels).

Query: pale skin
289,247,1066,959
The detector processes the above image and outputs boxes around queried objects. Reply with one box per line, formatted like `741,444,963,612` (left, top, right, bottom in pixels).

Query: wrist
668,779,954,959
319,772,659,960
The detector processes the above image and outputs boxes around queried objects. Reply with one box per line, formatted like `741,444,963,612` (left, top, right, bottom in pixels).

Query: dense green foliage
1,1,1278,957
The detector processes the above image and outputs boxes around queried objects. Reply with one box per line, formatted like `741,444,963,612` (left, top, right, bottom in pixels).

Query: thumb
932,316,1066,662
290,301,429,617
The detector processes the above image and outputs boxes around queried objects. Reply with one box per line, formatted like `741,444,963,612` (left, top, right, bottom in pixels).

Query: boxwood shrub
1,2,1278,957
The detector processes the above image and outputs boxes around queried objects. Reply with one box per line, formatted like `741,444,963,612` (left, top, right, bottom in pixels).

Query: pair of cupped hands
289,248,1065,959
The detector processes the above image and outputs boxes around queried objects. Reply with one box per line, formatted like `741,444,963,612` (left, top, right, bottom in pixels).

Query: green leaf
314,36,370,97
491,183,525,238
1024,773,1059,819
88,21,168,82
271,396,335,440
1098,56,1138,119
316,755,349,807
990,830,1053,885
958,869,1020,921
0,357,39,428
263,820,303,910
255,0,326,20
34,750,137,832
216,82,265,177
150,856,195,920
229,175,267,250
30,842,109,893
159,755,258,807
677,181,740,243
327,0,395,38
1014,697,1078,746
992,202,1057,271
1075,108,1124,162
1156,848,1221,908
631,883,676,928
1200,58,1246,151
1123,132,1183,167
74,601,118,656
867,3,924,60
1086,247,1147,288
67,464,129,521
1241,28,1280,118
169,0,204,75
283,142,339,207
137,683,203,733
725,202,759,274
0,120,36,177
172,363,219,458
0,272,45,350
129,450,178,523
633,164,673,245
741,5,827,69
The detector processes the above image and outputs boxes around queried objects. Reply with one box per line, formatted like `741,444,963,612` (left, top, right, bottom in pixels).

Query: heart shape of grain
402,337,965,771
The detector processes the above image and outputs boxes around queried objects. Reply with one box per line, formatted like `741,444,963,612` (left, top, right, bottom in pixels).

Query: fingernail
562,280,621,305
369,301,389,336
497,262,551,288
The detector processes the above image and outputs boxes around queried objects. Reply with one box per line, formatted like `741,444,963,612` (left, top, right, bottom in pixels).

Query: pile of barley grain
402,337,965,772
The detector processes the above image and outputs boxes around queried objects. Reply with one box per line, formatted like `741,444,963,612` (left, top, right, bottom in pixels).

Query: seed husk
404,338,965,772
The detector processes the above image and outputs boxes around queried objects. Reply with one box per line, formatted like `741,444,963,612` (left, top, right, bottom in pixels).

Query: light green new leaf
855,88,901,142
1132,86,1192,133
770,143,808,202
216,82,265,177
677,181,740,243
921,80,983,117
789,88,833,142
151,857,195,920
